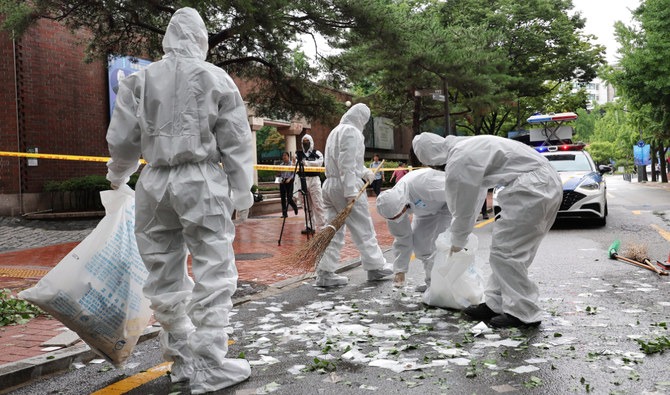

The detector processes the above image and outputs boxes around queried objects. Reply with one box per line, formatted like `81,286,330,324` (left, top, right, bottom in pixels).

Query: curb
0,253,375,392
0,326,161,393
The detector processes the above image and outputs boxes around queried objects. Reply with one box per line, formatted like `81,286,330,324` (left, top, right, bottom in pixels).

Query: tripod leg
278,215,287,245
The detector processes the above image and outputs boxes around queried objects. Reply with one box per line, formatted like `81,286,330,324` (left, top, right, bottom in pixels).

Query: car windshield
545,153,593,172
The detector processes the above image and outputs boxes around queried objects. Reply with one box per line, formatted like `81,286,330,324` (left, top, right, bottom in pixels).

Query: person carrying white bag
105,7,255,393
20,185,152,368
413,133,561,328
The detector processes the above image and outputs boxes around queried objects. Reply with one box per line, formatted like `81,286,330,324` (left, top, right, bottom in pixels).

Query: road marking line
651,224,670,242
475,217,495,228
90,362,172,394
92,340,236,394
633,211,642,215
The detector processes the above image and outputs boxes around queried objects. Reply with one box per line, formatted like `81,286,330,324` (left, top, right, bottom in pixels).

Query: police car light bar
535,143,586,152
527,112,578,124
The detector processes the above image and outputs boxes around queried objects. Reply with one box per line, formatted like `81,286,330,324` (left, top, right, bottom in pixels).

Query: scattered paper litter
342,348,371,363
470,321,492,336
491,384,518,393
360,384,378,390
89,359,106,364
508,365,539,374
368,359,427,373
418,317,433,324
265,306,283,312
658,302,670,307
449,358,472,366
622,309,645,314
433,346,470,358
524,358,547,364
288,364,306,375
40,346,62,352
257,382,281,393
484,334,501,340
249,355,280,366
323,372,343,383
549,337,577,346
71,362,86,369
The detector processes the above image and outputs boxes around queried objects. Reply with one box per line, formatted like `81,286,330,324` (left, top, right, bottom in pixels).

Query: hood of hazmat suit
324,103,371,199
106,7,253,394
302,133,315,154
376,184,407,219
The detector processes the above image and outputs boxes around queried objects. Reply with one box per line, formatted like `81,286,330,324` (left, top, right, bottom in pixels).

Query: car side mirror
598,165,612,175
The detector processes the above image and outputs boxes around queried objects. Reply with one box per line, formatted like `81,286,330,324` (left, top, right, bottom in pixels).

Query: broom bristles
287,205,353,271
623,242,649,263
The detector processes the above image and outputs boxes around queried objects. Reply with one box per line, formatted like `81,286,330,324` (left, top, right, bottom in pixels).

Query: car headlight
578,180,600,191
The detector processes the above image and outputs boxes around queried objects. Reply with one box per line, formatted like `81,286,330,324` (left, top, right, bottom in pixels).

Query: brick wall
0,28,20,193
1,19,109,195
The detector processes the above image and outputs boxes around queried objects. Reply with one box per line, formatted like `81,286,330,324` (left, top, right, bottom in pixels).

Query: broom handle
347,160,385,209
643,258,668,275
614,254,662,274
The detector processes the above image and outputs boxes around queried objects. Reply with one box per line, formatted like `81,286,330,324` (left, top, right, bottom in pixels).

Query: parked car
493,145,610,226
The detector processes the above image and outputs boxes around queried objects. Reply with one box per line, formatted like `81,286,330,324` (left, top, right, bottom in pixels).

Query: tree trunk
660,142,668,183
410,91,421,167
650,141,657,182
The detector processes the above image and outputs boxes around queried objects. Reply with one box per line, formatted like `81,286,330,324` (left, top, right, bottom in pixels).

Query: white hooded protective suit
320,104,389,274
300,134,327,229
376,168,451,285
412,133,561,323
106,7,252,393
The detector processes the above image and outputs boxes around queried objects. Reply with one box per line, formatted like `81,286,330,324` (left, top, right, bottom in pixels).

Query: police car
492,113,610,226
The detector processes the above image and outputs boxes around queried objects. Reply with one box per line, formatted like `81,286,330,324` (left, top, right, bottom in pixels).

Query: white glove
233,209,249,226
363,169,375,183
449,246,463,256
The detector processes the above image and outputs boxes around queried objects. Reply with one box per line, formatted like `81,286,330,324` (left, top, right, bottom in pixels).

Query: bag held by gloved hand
422,232,484,310
19,185,152,368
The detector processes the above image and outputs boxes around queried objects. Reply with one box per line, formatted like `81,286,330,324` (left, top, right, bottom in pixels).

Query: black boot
490,313,541,328
463,303,497,320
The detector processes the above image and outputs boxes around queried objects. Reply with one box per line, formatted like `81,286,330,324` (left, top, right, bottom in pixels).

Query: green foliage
301,357,336,373
0,288,48,326
0,1,381,122
44,175,129,192
260,127,285,153
637,336,670,355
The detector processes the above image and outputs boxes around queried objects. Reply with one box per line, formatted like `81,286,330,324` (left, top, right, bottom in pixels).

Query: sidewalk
0,196,394,368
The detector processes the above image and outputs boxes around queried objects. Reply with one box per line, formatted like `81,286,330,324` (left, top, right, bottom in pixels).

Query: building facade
0,18,412,216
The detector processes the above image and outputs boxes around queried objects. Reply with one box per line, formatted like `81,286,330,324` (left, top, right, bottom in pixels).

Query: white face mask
388,212,407,223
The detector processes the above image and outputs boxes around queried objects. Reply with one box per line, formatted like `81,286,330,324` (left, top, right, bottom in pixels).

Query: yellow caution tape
0,151,422,173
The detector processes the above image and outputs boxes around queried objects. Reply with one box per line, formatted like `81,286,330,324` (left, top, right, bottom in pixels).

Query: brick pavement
0,196,395,366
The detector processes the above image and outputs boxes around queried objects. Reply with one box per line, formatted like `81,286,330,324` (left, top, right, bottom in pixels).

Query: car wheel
594,215,606,227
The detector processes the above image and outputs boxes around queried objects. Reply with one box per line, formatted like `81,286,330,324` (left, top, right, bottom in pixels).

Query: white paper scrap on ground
326,324,368,337
524,358,548,364
342,348,371,363
257,382,281,393
360,384,378,390
418,317,433,324
549,336,578,346
449,358,472,366
71,362,86,369
368,359,428,373
508,365,540,374
287,364,306,375
323,372,343,383
470,321,492,336
249,355,280,366
89,359,106,364
433,346,470,357
40,346,63,352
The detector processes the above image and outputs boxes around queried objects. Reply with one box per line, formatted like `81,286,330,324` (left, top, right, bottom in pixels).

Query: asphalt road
9,175,670,395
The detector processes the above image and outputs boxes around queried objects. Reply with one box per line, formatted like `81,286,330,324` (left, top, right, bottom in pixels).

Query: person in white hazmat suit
298,134,327,232
317,103,393,287
106,8,253,393
412,133,562,328
375,168,452,291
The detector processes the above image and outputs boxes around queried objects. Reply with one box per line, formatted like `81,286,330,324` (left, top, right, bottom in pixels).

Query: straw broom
289,160,385,272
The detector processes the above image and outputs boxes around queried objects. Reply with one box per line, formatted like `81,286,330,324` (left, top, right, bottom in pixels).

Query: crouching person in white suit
376,168,452,292
412,133,561,328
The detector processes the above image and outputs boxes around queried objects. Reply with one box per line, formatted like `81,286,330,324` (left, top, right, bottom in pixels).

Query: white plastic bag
19,185,152,367
422,232,484,310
